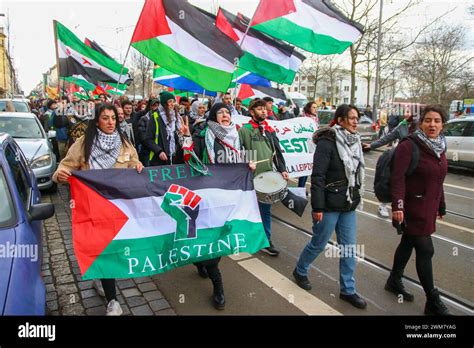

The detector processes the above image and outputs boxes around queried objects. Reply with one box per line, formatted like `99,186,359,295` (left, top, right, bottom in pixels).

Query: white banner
233,115,316,178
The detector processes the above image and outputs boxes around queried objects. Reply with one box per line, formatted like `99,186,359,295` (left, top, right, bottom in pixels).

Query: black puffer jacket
311,128,361,212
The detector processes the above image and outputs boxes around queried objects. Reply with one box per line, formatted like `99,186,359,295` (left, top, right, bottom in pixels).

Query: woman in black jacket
145,92,184,166
293,104,367,310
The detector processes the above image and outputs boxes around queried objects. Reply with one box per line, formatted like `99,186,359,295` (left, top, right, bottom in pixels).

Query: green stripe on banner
82,219,268,279
132,39,233,92
253,17,353,55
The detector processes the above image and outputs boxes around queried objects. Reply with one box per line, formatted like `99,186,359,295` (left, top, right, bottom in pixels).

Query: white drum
253,171,288,204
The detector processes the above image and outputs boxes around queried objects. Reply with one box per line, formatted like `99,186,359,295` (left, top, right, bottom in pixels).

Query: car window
0,168,16,227
463,122,474,137
359,116,372,124
0,117,44,139
0,101,29,112
444,122,468,136
4,144,30,208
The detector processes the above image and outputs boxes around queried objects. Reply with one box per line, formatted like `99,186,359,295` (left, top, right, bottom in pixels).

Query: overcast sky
1,0,472,94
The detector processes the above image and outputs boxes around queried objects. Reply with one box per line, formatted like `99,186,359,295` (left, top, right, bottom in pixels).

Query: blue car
0,133,54,315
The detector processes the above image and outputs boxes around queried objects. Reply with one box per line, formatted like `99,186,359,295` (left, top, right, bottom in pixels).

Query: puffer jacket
311,128,361,212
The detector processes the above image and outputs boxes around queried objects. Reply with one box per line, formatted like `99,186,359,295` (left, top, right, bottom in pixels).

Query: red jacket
391,136,447,236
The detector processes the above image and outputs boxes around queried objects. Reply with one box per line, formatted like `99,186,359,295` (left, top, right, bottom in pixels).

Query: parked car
444,116,474,169
317,110,378,142
0,133,55,315
0,112,57,192
0,99,31,113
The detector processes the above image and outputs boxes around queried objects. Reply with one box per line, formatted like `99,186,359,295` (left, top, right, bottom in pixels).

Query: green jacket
238,123,286,176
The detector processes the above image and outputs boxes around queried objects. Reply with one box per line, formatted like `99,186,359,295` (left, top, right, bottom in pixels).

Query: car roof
447,116,474,123
0,112,36,118
0,132,12,145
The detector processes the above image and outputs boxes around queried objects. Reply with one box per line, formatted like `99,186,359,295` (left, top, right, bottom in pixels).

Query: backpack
373,137,419,203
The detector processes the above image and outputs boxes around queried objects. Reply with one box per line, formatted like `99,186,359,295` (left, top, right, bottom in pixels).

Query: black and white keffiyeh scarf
333,124,365,205
89,129,122,169
414,128,446,158
205,120,243,164
158,105,181,157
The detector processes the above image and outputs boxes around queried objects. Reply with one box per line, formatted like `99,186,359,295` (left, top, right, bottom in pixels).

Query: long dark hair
83,103,130,163
303,102,317,115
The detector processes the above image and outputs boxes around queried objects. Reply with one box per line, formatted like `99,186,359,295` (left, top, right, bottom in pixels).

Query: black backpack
374,137,419,203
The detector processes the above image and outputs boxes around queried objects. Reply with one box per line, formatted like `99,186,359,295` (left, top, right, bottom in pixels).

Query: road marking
365,167,474,192
228,252,253,261
362,197,474,235
237,258,341,315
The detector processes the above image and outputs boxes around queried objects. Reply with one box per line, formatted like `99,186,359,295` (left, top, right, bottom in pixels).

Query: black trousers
391,234,435,294
194,257,221,279
100,279,117,303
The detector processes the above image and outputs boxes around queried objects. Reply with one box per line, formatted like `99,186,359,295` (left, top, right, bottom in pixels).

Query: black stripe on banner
303,0,364,34
72,163,255,200
162,0,243,65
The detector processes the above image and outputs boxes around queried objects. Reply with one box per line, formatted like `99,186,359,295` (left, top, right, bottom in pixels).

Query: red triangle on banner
216,8,240,42
70,177,129,275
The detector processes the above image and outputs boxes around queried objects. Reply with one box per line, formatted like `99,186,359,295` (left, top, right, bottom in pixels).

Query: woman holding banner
181,102,256,310
53,103,143,316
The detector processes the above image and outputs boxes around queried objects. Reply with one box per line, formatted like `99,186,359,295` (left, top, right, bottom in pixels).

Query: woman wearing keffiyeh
180,102,256,310
53,103,143,316
293,104,368,310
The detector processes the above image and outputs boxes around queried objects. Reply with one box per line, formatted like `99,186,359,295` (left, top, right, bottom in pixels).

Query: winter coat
391,135,447,236
145,108,183,166
311,128,361,212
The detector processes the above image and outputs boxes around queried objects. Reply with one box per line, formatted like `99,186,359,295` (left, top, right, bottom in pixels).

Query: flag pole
53,20,61,99
230,4,259,107
113,43,131,101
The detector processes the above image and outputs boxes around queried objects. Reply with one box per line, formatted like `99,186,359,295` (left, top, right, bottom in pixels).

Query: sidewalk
41,184,176,316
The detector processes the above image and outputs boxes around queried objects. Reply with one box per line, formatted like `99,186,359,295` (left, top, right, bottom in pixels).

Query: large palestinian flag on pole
238,84,287,107
54,21,131,84
212,7,305,85
70,164,268,279
250,0,363,54
131,0,243,93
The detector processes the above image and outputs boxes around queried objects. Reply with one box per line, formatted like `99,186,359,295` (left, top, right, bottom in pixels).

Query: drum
253,171,288,204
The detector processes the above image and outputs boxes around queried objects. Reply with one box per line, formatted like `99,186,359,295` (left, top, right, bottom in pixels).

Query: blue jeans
296,211,357,295
258,202,272,241
298,176,308,188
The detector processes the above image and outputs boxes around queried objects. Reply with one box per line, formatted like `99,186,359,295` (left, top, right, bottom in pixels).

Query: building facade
0,27,19,97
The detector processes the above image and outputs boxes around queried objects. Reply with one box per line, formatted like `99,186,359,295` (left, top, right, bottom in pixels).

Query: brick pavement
41,184,176,316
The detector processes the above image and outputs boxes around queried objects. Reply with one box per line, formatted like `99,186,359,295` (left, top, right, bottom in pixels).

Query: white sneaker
378,204,390,218
93,279,105,297
106,299,123,316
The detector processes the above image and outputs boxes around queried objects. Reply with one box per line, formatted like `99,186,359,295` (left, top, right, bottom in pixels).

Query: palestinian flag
210,7,305,85
69,164,268,279
131,0,243,93
99,82,128,96
55,21,131,84
153,66,271,97
251,0,363,55
238,84,287,107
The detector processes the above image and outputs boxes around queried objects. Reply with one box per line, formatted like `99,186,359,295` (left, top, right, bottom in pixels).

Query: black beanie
208,103,231,122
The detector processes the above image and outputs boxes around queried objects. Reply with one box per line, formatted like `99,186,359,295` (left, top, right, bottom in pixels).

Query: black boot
425,289,450,315
385,271,414,302
208,268,225,310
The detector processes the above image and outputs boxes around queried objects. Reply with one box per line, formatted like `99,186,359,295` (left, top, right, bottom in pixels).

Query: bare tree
322,55,344,105
336,0,441,105
131,49,153,98
298,54,325,100
401,23,473,106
